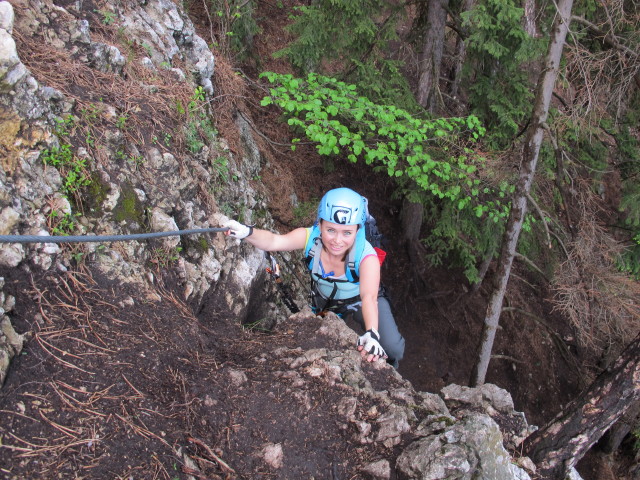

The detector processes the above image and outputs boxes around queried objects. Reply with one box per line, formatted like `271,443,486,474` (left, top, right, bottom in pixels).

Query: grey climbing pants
348,295,405,369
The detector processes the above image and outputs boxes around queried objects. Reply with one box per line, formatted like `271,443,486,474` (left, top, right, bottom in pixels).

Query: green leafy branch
260,72,511,220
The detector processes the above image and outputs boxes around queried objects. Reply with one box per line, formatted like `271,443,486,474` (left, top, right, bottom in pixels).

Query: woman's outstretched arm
225,220,308,252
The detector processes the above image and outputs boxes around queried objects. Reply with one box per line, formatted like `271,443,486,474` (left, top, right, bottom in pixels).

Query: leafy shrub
41,145,92,197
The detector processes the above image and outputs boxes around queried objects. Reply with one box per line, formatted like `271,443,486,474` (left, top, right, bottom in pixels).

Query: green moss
113,183,145,228
196,235,210,252
434,415,456,427
185,234,210,255
85,173,110,215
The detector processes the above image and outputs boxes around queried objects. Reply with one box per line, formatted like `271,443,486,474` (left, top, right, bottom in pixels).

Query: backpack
304,197,386,284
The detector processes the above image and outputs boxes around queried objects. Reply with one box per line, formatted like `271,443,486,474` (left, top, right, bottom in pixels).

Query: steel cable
0,227,230,244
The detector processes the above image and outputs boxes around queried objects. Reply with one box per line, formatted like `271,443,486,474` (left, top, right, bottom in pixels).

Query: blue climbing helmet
317,188,367,227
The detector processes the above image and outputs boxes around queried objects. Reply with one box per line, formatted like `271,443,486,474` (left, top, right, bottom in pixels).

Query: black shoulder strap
346,247,358,283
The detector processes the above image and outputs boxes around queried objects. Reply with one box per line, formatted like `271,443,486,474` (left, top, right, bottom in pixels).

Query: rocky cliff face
0,1,570,478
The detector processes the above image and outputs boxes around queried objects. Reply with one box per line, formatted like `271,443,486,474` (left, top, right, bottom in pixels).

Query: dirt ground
0,264,408,479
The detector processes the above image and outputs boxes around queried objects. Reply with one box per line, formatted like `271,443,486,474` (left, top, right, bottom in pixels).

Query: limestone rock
0,2,15,33
0,207,19,235
0,315,25,385
375,405,411,447
262,443,283,469
89,43,126,74
150,207,180,248
361,459,391,480
441,383,533,449
397,412,532,480
0,243,24,267
228,368,248,387
0,27,27,91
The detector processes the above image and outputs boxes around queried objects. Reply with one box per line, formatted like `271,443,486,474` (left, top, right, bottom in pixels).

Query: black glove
224,220,253,239
357,328,387,358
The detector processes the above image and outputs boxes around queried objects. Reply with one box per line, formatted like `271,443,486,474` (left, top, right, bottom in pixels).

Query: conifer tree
415,0,450,111
274,0,413,108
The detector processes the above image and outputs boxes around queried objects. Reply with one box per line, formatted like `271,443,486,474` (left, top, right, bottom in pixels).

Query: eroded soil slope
0,265,405,479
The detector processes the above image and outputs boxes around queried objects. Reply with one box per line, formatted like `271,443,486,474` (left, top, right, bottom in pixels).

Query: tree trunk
523,333,640,479
523,0,538,37
470,0,574,387
401,196,430,288
416,0,449,110
469,251,493,294
598,399,640,455
449,0,475,106
401,197,423,244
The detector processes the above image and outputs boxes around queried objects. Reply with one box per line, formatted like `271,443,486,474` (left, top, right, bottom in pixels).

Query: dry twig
550,183,640,356
187,436,236,474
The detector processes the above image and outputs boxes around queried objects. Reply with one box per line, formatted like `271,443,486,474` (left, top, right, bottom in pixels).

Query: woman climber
224,187,405,368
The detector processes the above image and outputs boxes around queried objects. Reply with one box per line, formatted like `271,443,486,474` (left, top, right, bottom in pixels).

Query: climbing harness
265,252,299,314
0,227,230,244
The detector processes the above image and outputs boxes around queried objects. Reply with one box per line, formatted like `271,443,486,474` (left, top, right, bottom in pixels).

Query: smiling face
319,220,358,258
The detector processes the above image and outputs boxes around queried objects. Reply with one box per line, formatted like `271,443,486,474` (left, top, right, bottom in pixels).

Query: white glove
224,220,253,239
357,328,387,358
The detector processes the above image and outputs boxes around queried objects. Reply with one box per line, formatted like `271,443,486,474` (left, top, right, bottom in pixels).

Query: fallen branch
122,374,145,399
181,465,215,479
491,354,525,364
525,192,553,249
67,336,116,353
39,410,81,439
0,444,32,453
0,429,50,457
514,252,550,282
50,381,107,417
116,407,172,449
187,436,236,474
34,334,95,374
0,409,39,423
